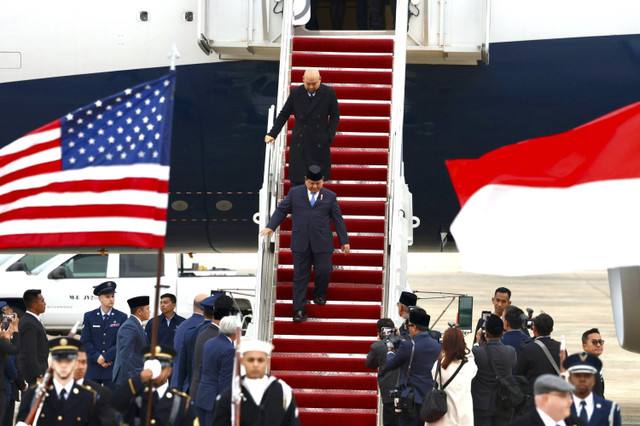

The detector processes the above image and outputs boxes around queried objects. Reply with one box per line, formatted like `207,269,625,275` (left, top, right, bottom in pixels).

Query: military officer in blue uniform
16,337,100,425
564,353,621,426
80,281,128,390
111,345,197,426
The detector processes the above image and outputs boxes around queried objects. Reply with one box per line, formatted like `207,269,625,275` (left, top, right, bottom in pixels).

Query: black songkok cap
127,296,150,309
399,291,417,307
93,281,117,296
485,314,505,336
409,308,430,329
306,164,323,181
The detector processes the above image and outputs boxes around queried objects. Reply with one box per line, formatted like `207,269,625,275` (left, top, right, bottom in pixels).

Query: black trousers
291,248,333,312
383,401,399,426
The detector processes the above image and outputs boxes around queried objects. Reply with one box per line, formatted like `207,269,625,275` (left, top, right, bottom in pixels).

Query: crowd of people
0,286,301,426
367,288,622,426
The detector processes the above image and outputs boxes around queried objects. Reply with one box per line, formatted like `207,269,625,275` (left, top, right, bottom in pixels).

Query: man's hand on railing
259,228,274,238
264,135,275,144
341,244,350,254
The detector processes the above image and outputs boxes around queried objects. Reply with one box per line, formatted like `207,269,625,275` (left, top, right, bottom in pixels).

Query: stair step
278,251,384,267
294,389,378,409
274,303,381,320
276,282,383,302
271,354,373,372
287,116,390,133
339,102,391,117
278,233,385,250
288,134,390,150
271,371,377,391
286,150,388,166
293,37,394,53
273,337,375,354
298,408,376,426
274,320,376,337
283,181,387,198
292,52,393,70
279,217,385,233
291,69,393,85
277,268,384,285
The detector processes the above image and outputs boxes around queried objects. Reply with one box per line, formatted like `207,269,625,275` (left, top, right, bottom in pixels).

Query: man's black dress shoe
313,297,326,305
293,311,308,322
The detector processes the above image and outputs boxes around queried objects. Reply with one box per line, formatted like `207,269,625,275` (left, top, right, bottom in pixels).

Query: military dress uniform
16,337,100,426
81,281,128,388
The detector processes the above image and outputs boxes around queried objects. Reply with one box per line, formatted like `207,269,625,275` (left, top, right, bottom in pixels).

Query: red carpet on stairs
271,34,394,426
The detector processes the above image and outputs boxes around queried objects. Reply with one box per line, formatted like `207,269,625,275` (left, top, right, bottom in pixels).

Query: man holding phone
0,301,21,425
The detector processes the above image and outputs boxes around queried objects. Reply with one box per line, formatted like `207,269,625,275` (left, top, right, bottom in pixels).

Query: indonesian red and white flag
0,71,176,251
446,101,640,276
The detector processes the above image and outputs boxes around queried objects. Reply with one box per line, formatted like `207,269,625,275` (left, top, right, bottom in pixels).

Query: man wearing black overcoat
265,69,340,186
260,165,349,322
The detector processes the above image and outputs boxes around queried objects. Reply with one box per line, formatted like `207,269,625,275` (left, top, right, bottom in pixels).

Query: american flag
0,71,176,250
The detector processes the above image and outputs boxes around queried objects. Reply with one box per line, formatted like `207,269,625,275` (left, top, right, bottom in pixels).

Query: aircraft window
12,254,57,272
60,254,108,278
120,254,164,278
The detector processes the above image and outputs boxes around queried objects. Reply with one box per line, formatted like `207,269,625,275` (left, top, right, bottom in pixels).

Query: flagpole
145,248,164,426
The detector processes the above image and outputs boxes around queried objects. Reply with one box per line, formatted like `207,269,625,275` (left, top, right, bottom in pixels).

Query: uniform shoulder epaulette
76,383,98,404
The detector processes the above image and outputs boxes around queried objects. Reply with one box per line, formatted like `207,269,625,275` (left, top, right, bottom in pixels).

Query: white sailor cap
240,339,274,356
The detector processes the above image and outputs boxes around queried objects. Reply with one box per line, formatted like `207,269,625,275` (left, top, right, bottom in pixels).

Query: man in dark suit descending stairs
260,165,349,322
264,68,340,187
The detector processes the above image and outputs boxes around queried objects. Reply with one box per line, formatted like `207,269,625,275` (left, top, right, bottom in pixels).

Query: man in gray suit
265,68,340,186
260,165,349,322
112,296,150,387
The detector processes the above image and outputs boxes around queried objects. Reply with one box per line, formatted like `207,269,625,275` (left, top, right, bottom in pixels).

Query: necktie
310,193,316,207
59,388,67,408
579,400,589,423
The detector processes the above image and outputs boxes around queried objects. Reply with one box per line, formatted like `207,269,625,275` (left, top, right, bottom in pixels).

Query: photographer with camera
0,301,21,425
366,318,402,426
386,308,441,426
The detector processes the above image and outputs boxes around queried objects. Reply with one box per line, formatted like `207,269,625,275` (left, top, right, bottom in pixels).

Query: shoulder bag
484,345,523,409
420,357,467,422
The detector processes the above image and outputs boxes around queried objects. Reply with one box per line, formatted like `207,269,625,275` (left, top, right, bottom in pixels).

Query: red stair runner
271,34,394,426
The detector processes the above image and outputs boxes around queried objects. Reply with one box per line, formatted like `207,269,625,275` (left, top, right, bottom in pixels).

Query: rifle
24,365,54,426
230,313,243,426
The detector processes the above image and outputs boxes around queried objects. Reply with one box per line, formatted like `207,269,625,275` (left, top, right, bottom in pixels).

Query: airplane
2,0,639,254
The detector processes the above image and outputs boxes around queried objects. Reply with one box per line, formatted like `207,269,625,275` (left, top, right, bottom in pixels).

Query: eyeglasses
590,339,605,346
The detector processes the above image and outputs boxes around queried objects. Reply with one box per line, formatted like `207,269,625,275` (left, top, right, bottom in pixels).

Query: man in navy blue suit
80,281,128,390
194,315,238,426
170,293,207,389
260,165,350,322
385,308,441,426
145,293,185,348
564,353,621,426
112,296,150,387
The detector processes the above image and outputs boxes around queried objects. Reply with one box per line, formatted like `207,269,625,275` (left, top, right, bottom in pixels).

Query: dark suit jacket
571,393,621,426
365,340,400,404
112,315,148,386
385,332,441,404
515,336,562,393
266,185,348,253
471,341,517,414
18,312,49,385
267,83,340,183
170,312,204,389
195,334,235,411
191,322,220,401
178,319,210,394
0,333,20,392
145,312,186,348
17,380,99,425
509,408,585,426
82,378,118,426
502,329,531,360
81,307,128,381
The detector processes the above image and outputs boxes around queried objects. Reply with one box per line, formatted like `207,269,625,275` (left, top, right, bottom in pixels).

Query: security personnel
564,353,621,426
111,345,197,426
16,337,100,425
80,281,128,390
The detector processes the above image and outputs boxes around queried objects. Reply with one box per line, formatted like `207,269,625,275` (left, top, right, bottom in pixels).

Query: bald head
193,293,208,313
303,68,321,94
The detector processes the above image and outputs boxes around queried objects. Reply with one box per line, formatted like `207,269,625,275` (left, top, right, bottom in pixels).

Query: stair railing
254,0,296,344
384,0,415,321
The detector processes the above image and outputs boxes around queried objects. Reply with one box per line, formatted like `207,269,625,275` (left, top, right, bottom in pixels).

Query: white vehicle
0,253,256,333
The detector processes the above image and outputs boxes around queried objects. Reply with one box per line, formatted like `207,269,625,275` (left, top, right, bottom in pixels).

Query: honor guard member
212,339,300,426
81,281,128,390
111,345,197,426
564,353,621,426
16,338,100,426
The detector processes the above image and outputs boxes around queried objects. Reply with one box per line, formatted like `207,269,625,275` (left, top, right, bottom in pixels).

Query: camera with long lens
521,308,535,330
381,327,403,350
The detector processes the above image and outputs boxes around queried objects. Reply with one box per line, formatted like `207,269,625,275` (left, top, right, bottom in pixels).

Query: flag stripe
0,205,167,222
0,232,166,250
0,217,167,236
